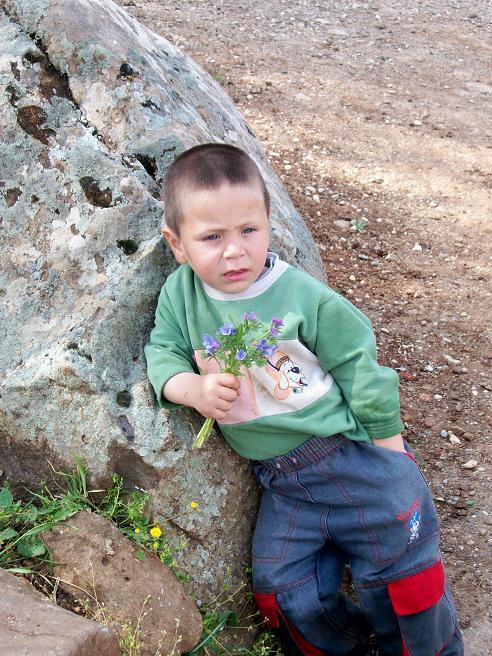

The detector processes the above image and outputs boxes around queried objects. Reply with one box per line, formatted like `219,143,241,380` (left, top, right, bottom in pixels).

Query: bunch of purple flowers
193,313,284,448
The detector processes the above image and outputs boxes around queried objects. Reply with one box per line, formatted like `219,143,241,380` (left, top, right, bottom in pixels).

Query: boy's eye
242,227,256,234
204,234,220,241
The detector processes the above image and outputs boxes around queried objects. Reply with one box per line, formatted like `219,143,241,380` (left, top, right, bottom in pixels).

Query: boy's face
163,181,270,294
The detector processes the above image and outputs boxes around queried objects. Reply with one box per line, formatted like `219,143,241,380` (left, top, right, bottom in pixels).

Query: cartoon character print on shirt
194,338,335,424
266,351,308,400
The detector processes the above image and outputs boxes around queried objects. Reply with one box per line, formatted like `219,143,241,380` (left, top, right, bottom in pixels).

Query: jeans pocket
252,492,301,563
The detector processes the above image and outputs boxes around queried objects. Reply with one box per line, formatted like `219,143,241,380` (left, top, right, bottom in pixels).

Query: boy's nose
223,240,244,259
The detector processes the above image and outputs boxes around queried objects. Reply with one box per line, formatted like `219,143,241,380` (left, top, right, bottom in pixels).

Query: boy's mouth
224,269,248,281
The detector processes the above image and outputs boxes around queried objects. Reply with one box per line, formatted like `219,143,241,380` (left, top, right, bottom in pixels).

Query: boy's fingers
220,373,240,389
217,388,237,403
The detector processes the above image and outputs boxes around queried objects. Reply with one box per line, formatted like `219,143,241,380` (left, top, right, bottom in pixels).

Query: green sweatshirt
145,254,404,459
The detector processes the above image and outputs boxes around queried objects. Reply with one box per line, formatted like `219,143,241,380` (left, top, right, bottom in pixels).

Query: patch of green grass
212,68,224,83
0,459,186,581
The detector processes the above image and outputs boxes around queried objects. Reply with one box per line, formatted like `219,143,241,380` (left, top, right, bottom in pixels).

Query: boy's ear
162,227,187,264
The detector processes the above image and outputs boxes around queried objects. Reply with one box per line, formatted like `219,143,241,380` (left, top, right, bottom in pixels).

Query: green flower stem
193,417,215,449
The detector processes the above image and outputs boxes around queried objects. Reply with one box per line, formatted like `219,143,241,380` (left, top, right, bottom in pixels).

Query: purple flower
243,311,257,322
271,317,284,328
236,349,247,361
255,339,277,357
269,327,279,337
218,322,236,336
263,343,277,357
203,334,220,354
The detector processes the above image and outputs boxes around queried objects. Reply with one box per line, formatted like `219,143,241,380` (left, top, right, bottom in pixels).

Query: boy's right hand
196,373,241,421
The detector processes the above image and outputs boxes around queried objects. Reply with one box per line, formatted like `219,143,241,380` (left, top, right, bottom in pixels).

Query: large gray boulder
0,0,324,601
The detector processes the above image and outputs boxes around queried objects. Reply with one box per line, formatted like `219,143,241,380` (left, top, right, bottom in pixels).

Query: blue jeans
252,435,463,656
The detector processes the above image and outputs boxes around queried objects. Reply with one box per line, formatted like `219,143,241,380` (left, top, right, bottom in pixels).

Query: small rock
449,434,461,445
443,354,461,366
250,86,262,94
462,460,478,470
440,430,448,438
412,243,423,251
334,219,352,230
385,252,399,262
419,393,433,403
451,366,468,374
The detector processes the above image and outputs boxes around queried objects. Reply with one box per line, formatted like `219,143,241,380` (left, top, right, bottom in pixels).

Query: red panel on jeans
388,560,445,616
253,593,324,656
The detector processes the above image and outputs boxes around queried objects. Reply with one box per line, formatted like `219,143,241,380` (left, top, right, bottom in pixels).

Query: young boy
145,143,463,656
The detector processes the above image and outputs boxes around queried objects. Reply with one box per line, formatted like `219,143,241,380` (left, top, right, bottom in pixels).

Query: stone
0,568,119,656
43,511,202,655
334,219,352,230
0,0,324,604
462,460,478,470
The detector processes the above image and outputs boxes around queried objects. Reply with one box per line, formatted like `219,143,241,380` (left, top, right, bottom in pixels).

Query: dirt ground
119,0,491,644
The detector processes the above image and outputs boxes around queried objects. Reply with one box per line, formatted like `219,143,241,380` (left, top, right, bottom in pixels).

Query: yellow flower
134,527,141,534
150,526,162,539
152,541,159,550
190,501,198,509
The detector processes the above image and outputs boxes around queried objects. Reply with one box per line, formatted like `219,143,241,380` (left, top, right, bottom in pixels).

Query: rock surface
0,0,323,601
0,567,119,656
43,511,202,656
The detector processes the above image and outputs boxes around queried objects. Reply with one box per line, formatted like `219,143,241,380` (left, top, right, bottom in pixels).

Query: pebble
412,243,423,251
410,119,423,126
449,434,461,445
385,253,399,262
440,430,448,438
462,460,478,470
419,393,433,403
334,219,352,230
443,354,461,366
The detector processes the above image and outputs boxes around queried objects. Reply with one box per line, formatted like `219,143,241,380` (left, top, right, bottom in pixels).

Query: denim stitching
253,499,301,563
253,573,317,594
316,459,386,566
355,555,442,589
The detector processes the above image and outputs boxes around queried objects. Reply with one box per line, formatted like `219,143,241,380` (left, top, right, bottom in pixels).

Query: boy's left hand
373,433,405,452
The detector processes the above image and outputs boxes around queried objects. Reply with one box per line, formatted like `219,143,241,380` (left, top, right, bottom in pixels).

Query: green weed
0,460,186,581
185,580,284,656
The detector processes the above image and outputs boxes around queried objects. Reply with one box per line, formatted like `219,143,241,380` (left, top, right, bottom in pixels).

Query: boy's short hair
163,143,270,235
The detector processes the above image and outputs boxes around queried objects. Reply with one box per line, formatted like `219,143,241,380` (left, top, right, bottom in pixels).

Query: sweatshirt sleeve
314,293,404,439
144,285,196,409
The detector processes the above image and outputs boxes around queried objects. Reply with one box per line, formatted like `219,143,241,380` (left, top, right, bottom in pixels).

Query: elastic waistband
256,434,346,473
